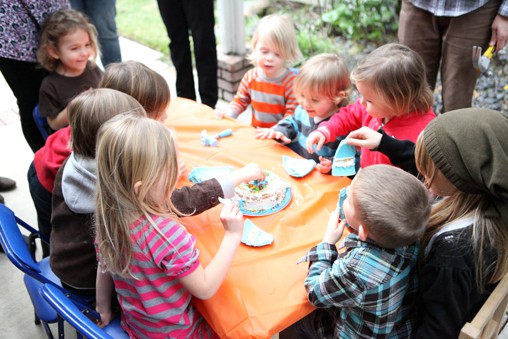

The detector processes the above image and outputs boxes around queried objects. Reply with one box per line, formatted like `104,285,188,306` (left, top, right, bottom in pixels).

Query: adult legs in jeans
27,162,52,257
70,0,122,67
157,0,218,108
0,58,46,153
398,0,500,112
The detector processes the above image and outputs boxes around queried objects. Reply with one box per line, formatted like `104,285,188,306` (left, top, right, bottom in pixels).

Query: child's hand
220,202,244,237
306,131,326,154
214,108,226,120
346,127,382,150
96,308,113,328
316,156,332,174
231,163,265,186
255,128,291,143
322,208,346,244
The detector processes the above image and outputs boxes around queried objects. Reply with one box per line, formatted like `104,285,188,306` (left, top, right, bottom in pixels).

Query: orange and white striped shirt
227,67,297,128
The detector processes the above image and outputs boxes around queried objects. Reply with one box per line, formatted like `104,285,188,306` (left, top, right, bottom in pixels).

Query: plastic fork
472,45,495,74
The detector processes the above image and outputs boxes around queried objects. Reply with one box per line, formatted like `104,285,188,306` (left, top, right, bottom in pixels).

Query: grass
116,0,169,56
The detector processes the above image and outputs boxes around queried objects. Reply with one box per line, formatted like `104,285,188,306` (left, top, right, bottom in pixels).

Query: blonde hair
99,61,171,120
351,43,433,116
294,53,352,107
37,8,99,72
68,88,146,158
95,114,183,276
415,132,508,290
353,164,430,249
249,14,302,66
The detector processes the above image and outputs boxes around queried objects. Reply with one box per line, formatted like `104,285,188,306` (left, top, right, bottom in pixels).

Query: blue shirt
273,105,344,163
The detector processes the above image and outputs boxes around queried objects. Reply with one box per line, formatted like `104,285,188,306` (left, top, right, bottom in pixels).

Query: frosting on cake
235,171,289,213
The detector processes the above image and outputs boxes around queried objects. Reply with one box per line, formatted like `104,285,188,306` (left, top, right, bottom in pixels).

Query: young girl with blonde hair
95,114,244,338
37,8,102,131
306,43,435,170
216,13,302,127
255,53,351,173
414,108,508,338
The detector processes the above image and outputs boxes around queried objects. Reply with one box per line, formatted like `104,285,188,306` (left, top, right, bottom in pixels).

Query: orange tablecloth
167,98,351,339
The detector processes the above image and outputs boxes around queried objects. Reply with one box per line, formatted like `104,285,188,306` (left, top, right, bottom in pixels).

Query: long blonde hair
351,43,433,116
415,132,508,290
95,114,182,276
249,14,302,66
294,53,351,107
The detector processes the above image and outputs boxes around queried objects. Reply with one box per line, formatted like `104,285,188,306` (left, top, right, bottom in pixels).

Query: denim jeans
70,0,122,66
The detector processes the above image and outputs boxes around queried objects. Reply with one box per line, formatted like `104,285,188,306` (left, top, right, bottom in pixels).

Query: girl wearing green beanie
414,108,508,338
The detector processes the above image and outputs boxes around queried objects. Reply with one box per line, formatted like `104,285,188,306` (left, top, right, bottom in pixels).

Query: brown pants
398,0,500,112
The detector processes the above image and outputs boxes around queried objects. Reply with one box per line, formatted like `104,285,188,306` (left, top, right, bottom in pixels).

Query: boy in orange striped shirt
216,14,301,128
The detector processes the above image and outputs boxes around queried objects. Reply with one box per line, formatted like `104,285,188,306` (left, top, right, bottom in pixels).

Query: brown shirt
38,62,102,119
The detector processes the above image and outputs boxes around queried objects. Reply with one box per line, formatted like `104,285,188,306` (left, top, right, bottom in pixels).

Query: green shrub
321,0,400,43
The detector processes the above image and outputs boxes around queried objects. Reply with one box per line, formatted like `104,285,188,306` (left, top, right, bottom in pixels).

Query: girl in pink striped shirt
94,114,244,338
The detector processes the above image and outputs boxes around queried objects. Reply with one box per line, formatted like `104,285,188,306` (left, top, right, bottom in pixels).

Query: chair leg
57,315,65,339
34,310,40,325
41,321,54,339
27,233,38,260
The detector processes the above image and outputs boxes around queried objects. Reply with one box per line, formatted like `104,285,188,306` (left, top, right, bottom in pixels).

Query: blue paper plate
188,166,233,184
239,187,292,217
241,219,274,247
282,155,316,178
332,140,356,177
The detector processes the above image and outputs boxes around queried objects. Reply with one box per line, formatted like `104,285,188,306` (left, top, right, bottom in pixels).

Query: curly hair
37,8,99,72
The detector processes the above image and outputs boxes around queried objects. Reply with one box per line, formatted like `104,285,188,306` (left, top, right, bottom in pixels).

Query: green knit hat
423,108,508,222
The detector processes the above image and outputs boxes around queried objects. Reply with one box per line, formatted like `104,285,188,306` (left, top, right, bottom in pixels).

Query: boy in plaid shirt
295,165,430,338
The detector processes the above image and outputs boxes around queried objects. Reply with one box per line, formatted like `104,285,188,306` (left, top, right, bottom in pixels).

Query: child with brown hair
37,8,102,132
295,164,430,337
215,14,302,127
98,60,170,122
50,89,145,297
255,53,351,173
306,43,435,170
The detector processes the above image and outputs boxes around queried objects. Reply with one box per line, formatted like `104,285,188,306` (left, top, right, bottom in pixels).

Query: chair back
40,284,128,339
459,272,508,339
33,105,49,140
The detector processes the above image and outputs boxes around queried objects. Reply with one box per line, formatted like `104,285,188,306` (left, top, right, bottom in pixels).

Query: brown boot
0,193,4,204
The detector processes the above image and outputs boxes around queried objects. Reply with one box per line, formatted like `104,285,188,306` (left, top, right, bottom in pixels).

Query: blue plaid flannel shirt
299,233,420,338
410,0,508,17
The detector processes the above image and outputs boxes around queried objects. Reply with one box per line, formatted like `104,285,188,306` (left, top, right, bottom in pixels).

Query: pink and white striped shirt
111,214,217,339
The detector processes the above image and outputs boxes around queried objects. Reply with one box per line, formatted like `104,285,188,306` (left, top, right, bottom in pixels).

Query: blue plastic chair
33,105,49,140
40,284,128,339
0,204,95,338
